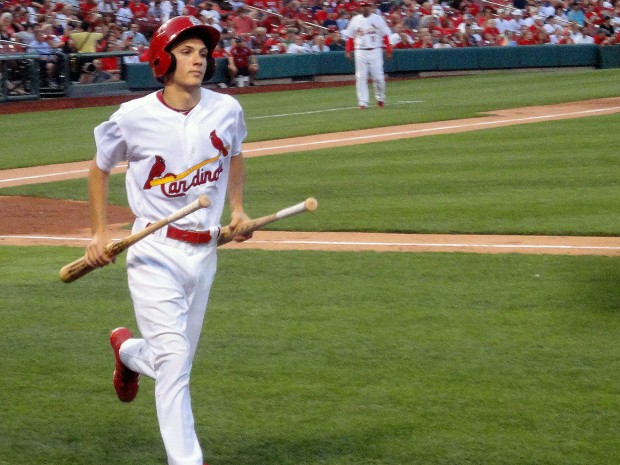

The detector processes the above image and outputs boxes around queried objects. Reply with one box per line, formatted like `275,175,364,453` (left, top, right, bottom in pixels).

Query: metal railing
0,43,139,101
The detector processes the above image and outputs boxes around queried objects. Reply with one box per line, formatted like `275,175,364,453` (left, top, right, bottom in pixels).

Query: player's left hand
229,209,254,242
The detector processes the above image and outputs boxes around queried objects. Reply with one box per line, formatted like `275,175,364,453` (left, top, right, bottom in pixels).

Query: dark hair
83,62,96,73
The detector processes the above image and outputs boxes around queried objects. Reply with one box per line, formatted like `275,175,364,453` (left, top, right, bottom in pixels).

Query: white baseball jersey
95,87,246,230
345,12,391,50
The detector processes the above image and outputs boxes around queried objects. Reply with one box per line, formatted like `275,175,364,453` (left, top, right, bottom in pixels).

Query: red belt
148,223,217,244
166,225,217,244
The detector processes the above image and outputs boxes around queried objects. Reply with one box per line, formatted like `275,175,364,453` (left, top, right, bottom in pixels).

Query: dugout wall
1,44,619,101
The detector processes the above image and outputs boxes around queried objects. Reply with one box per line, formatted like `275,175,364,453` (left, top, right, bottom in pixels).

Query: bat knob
305,197,318,212
198,195,211,208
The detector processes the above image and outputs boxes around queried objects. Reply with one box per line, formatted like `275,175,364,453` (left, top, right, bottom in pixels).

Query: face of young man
169,37,208,87
361,4,372,17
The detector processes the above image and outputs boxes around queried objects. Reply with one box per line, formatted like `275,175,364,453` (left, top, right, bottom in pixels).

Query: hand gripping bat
217,197,318,246
59,195,211,283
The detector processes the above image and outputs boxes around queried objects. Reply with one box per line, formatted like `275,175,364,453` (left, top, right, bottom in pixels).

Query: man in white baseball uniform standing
345,1,392,109
84,15,252,465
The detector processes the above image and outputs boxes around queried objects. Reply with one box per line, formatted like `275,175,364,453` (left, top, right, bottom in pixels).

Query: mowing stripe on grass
2,103,619,187
243,105,620,155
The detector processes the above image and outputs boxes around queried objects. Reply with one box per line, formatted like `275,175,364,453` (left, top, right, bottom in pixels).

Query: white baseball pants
354,48,386,107
119,226,218,465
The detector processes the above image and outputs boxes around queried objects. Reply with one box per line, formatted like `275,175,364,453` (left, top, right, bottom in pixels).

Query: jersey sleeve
344,17,356,41
379,16,392,37
230,103,248,157
93,116,128,172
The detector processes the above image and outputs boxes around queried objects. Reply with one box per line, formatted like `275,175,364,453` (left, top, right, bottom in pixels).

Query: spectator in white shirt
310,34,330,52
116,1,133,26
287,35,311,53
121,22,149,46
495,9,512,35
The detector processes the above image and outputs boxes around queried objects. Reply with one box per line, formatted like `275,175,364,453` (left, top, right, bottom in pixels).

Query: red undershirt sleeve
346,37,354,52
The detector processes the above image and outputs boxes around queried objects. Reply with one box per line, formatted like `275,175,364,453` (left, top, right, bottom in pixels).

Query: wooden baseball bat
59,195,211,283
217,197,318,246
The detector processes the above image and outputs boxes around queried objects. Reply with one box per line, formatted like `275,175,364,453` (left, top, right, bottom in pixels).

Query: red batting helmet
149,15,220,82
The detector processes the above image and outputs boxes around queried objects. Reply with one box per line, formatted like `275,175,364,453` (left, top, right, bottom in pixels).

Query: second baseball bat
217,197,318,246
59,195,211,283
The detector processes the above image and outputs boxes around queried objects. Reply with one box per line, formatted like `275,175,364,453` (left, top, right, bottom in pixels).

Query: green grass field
2,248,619,465
1,69,619,465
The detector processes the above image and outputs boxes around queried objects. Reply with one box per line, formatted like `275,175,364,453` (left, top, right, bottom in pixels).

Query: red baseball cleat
378,101,384,108
110,327,140,402
359,105,366,110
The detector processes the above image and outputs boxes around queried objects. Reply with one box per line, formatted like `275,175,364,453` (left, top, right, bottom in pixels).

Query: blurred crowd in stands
0,0,619,91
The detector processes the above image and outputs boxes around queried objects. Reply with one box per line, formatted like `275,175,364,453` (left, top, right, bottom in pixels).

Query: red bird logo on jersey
209,130,229,156
144,155,166,189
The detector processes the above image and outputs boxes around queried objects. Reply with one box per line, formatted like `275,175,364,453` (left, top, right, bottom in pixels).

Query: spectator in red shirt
528,15,546,34
594,27,613,45
264,33,286,53
246,0,282,12
390,22,414,48
555,27,575,44
129,0,149,19
295,5,318,30
481,18,501,39
412,28,434,48
336,0,360,14
477,6,494,27
212,40,229,57
80,0,99,19
98,39,121,79
261,12,283,33
249,26,270,54
517,29,537,45
227,36,259,87
536,29,550,44
182,3,199,17
230,7,257,35
314,5,328,24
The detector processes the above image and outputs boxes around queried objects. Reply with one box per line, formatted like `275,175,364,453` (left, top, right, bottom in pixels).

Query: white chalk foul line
2,235,619,252
247,100,423,120
0,163,129,185
0,168,89,184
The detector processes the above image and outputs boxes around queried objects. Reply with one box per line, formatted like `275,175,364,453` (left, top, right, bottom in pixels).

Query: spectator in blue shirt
27,26,60,88
567,3,586,26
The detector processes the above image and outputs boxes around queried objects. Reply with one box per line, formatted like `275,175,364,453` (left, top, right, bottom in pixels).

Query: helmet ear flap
156,51,176,83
